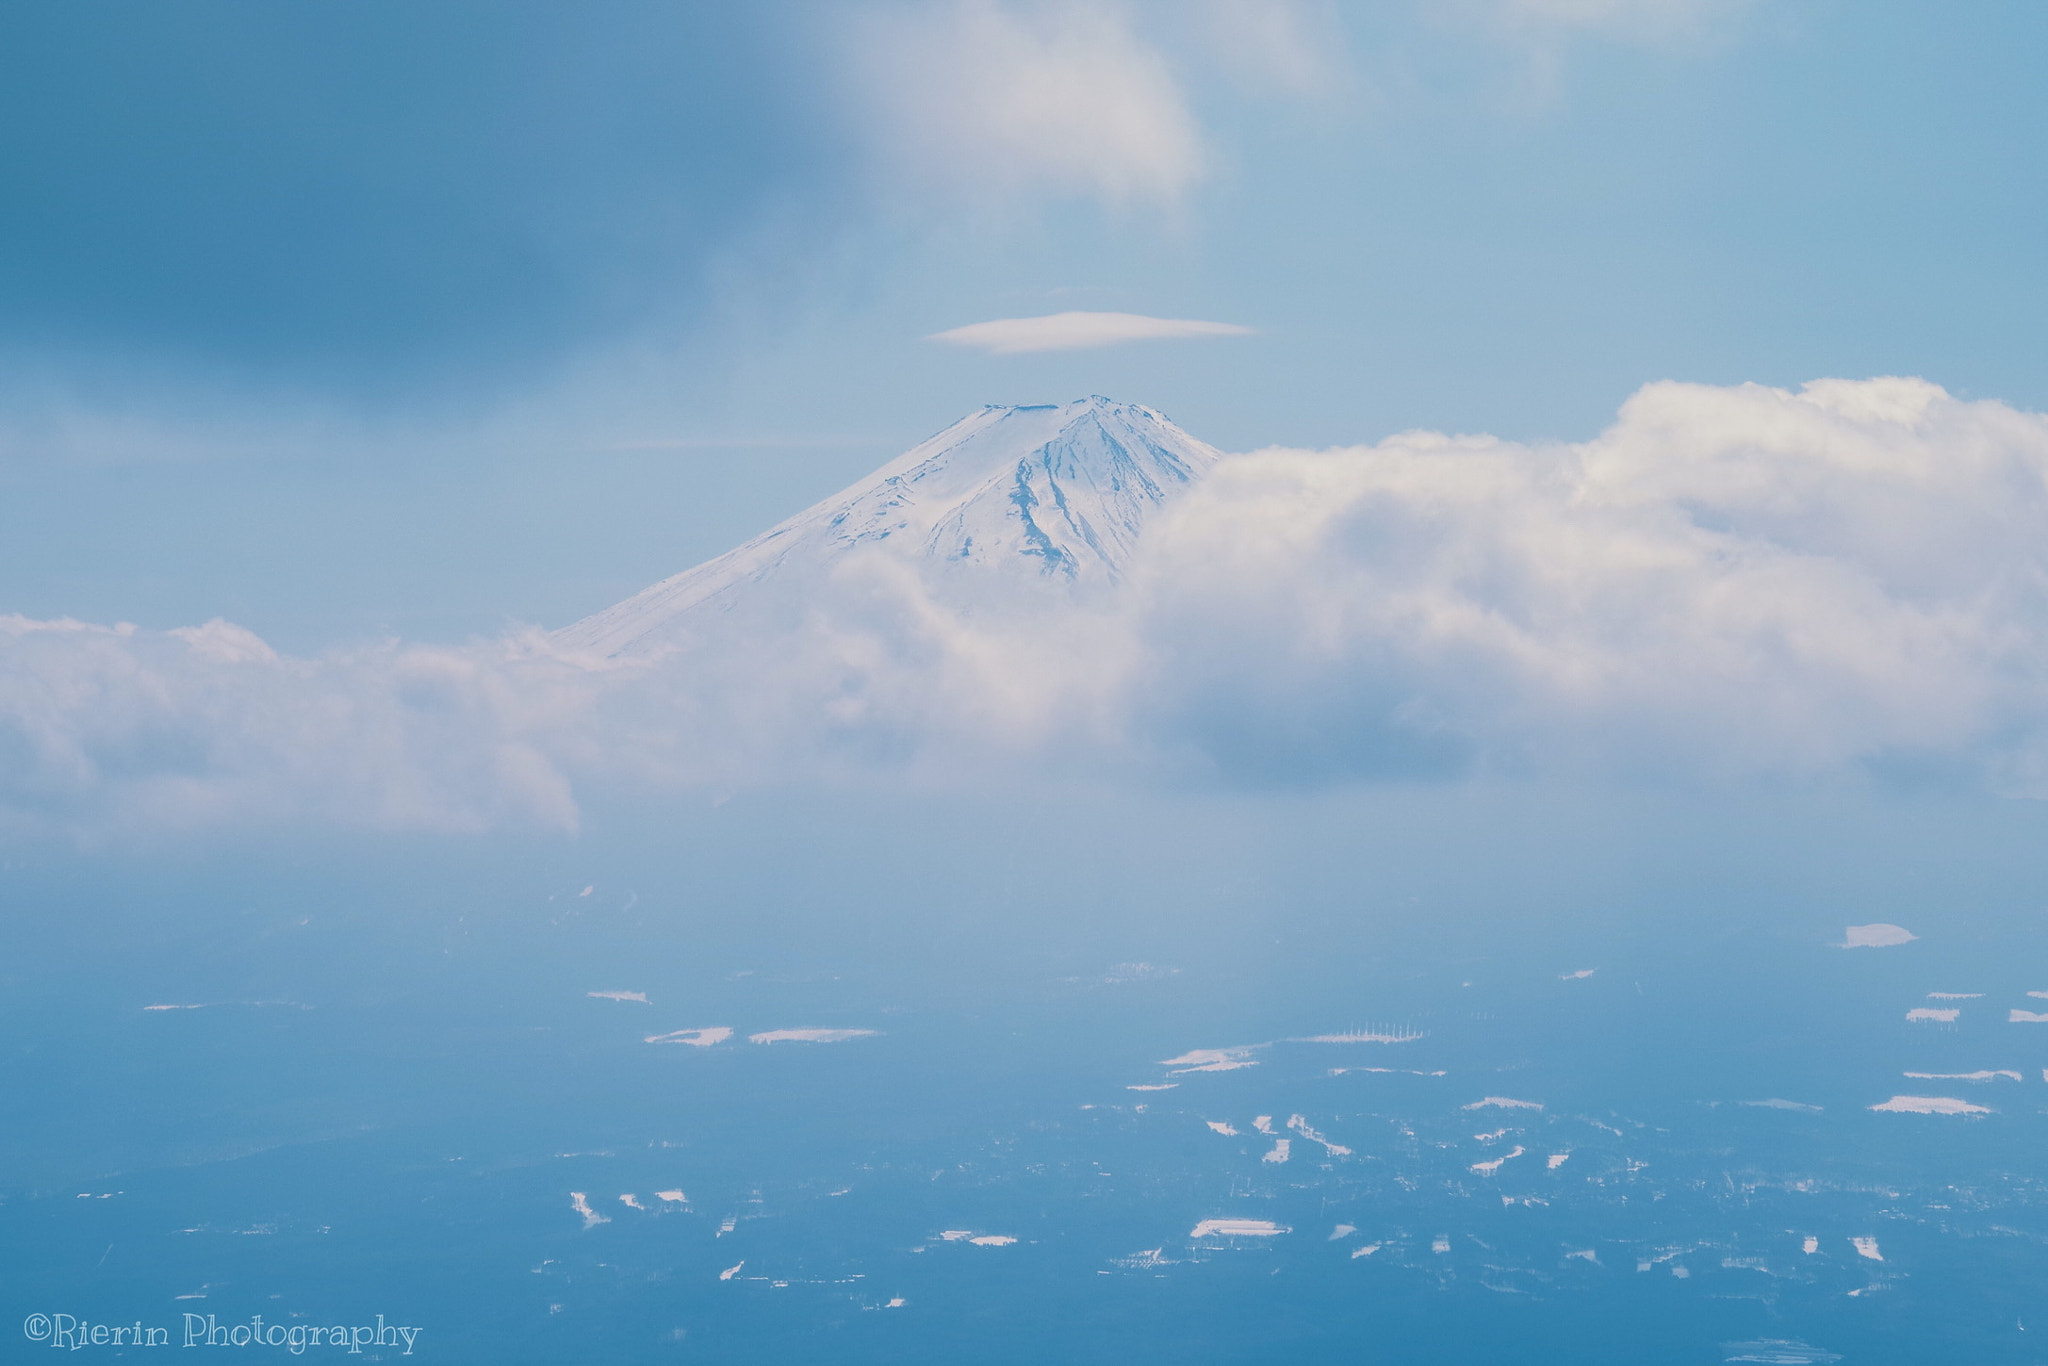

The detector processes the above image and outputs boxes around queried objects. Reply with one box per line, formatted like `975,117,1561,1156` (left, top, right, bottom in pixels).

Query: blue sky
3,1,2045,650
0,2,2039,651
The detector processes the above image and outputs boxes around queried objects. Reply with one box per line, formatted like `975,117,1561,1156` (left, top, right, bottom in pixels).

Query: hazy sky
3,0,2044,648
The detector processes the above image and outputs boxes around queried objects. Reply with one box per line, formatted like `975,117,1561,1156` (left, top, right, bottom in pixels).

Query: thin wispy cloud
844,0,1207,208
929,311,1255,354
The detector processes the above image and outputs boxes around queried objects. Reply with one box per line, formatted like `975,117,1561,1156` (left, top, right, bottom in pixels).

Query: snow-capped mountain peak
555,396,1220,658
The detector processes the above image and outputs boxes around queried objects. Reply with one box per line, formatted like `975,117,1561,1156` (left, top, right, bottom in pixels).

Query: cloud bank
928,311,1255,354
1129,375,2048,785
8,375,2048,839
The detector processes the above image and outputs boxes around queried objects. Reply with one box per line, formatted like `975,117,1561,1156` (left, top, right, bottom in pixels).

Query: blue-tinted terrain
7,786,2048,1364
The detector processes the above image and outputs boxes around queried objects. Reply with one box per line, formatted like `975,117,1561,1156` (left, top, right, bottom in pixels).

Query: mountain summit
556,397,1221,658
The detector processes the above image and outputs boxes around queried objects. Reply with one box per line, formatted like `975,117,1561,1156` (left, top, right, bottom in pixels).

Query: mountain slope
555,396,1222,658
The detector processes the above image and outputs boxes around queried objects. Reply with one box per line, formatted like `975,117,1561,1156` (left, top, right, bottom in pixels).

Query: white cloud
1115,376,2048,785
1841,924,1916,949
928,311,1254,354
0,615,588,839
842,0,1206,208
15,375,2048,838
809,374,2048,788
829,0,1745,218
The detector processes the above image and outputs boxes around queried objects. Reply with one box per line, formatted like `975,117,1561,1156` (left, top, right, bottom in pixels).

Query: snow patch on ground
1287,1114,1352,1157
1869,1095,1991,1115
1159,1046,1263,1073
645,1027,733,1047
1329,1066,1447,1077
569,1193,608,1229
143,1002,306,1012
1190,1219,1288,1238
1470,1146,1525,1175
1722,1339,1841,1364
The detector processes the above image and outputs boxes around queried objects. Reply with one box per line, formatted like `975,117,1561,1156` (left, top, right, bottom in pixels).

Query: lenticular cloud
928,312,1255,354
8,375,2048,837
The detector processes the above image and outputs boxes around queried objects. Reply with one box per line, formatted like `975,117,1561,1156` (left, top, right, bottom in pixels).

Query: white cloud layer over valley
11,375,2048,838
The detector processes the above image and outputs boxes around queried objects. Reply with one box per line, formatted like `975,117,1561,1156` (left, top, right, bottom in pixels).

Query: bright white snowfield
554,397,1221,658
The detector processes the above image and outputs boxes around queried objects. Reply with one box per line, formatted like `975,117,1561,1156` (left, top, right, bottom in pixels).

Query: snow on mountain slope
555,396,1221,658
